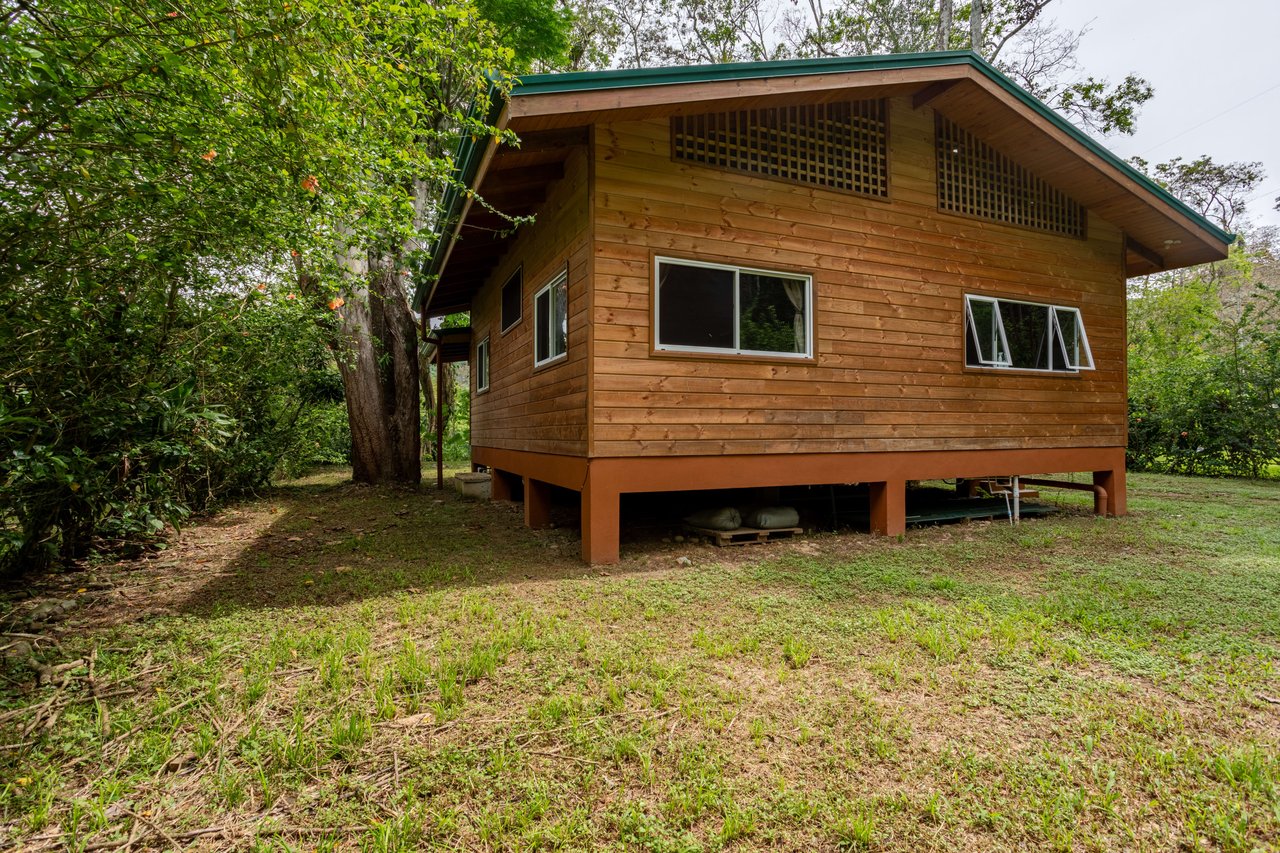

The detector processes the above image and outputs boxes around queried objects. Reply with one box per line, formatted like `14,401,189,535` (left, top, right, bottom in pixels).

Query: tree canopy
563,0,1153,135
0,0,519,572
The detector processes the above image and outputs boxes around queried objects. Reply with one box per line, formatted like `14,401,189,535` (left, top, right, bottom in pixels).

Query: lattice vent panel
672,100,888,197
935,115,1085,238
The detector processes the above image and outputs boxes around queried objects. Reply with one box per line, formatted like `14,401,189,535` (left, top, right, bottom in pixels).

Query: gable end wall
588,95,1128,458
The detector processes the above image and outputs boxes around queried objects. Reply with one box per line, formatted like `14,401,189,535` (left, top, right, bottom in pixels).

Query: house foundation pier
472,446,1127,566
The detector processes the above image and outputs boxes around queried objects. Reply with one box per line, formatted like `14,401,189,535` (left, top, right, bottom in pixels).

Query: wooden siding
589,96,1127,458
470,145,591,457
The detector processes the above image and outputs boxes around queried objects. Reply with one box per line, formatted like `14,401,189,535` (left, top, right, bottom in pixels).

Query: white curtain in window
782,280,806,352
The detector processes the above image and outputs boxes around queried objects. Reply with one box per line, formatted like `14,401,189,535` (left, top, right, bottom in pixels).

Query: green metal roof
513,49,978,94
415,82,506,310
415,50,1234,313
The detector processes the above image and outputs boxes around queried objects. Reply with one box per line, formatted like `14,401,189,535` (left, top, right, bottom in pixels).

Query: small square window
501,267,522,333
534,268,568,367
476,336,490,392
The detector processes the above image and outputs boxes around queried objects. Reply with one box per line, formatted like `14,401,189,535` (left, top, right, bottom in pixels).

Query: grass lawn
2,469,1279,851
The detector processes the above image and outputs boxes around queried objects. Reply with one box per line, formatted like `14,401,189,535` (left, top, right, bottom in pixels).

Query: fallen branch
122,807,181,850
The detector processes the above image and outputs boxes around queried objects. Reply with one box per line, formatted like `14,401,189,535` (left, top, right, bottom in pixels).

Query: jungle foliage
1127,238,1280,478
0,0,514,574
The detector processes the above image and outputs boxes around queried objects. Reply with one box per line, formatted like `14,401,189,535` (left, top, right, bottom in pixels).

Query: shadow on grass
178,470,654,618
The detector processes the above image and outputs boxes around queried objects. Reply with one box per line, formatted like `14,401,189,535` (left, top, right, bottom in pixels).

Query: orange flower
201,149,217,161
289,249,299,257
328,296,345,311
286,293,297,300
300,175,319,193
166,11,179,17
255,283,267,292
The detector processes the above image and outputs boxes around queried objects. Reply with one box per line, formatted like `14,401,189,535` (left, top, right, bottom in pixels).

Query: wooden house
414,51,1233,564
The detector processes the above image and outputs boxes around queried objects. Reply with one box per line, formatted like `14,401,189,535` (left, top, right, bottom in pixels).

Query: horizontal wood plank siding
589,96,1126,457
470,146,590,457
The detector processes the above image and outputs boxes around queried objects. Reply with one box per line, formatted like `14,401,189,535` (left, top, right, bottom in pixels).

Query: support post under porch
868,479,907,537
1093,467,1126,517
489,469,519,502
523,477,552,529
581,471,621,565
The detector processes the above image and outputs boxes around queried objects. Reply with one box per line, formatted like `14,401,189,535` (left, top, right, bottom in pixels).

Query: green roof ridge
513,50,977,93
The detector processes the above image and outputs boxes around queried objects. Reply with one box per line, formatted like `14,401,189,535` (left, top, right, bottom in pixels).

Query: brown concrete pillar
524,477,552,529
869,479,906,536
581,474,620,565
1093,468,1126,517
490,469,518,502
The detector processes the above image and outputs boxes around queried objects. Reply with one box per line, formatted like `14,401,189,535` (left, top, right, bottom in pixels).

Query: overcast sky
1048,0,1280,232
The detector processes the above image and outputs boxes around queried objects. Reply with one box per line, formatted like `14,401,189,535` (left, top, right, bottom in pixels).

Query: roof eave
413,81,508,313
419,51,1233,312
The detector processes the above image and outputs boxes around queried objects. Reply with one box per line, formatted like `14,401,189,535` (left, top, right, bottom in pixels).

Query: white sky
1048,0,1280,231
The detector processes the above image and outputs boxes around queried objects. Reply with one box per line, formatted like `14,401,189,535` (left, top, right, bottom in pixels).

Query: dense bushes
0,274,344,572
1127,244,1280,478
0,1,377,574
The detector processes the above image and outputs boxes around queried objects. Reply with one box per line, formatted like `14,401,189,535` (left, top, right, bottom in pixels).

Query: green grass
2,470,1279,850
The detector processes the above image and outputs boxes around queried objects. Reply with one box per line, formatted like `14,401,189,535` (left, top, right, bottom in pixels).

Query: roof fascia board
415,81,508,312
506,67,957,121
511,49,978,95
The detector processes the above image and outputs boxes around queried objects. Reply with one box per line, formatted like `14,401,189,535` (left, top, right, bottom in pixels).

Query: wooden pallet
685,525,803,547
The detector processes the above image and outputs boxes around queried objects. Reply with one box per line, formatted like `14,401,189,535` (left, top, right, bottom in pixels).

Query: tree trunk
437,361,455,438
969,0,981,51
332,256,421,486
419,340,437,462
939,0,953,50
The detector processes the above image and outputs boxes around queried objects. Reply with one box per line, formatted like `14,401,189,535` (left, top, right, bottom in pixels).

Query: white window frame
500,266,522,334
653,256,814,359
475,335,490,393
1051,306,1095,370
533,268,568,368
963,294,1095,373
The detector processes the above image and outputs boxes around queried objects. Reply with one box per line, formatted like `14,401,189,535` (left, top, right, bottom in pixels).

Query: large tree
0,0,519,568
296,0,572,487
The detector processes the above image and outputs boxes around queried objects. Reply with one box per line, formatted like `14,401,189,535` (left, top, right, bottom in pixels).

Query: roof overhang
415,51,1233,316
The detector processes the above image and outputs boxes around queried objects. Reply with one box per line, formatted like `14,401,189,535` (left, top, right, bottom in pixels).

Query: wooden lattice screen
672,101,888,197
935,115,1085,238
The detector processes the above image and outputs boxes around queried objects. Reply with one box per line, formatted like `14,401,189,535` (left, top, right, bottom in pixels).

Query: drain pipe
1020,478,1108,515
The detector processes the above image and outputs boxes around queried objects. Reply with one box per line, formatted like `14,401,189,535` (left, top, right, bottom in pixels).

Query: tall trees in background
565,0,1152,135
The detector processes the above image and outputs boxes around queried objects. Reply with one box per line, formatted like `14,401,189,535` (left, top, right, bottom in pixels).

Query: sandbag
683,507,741,531
742,506,799,530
